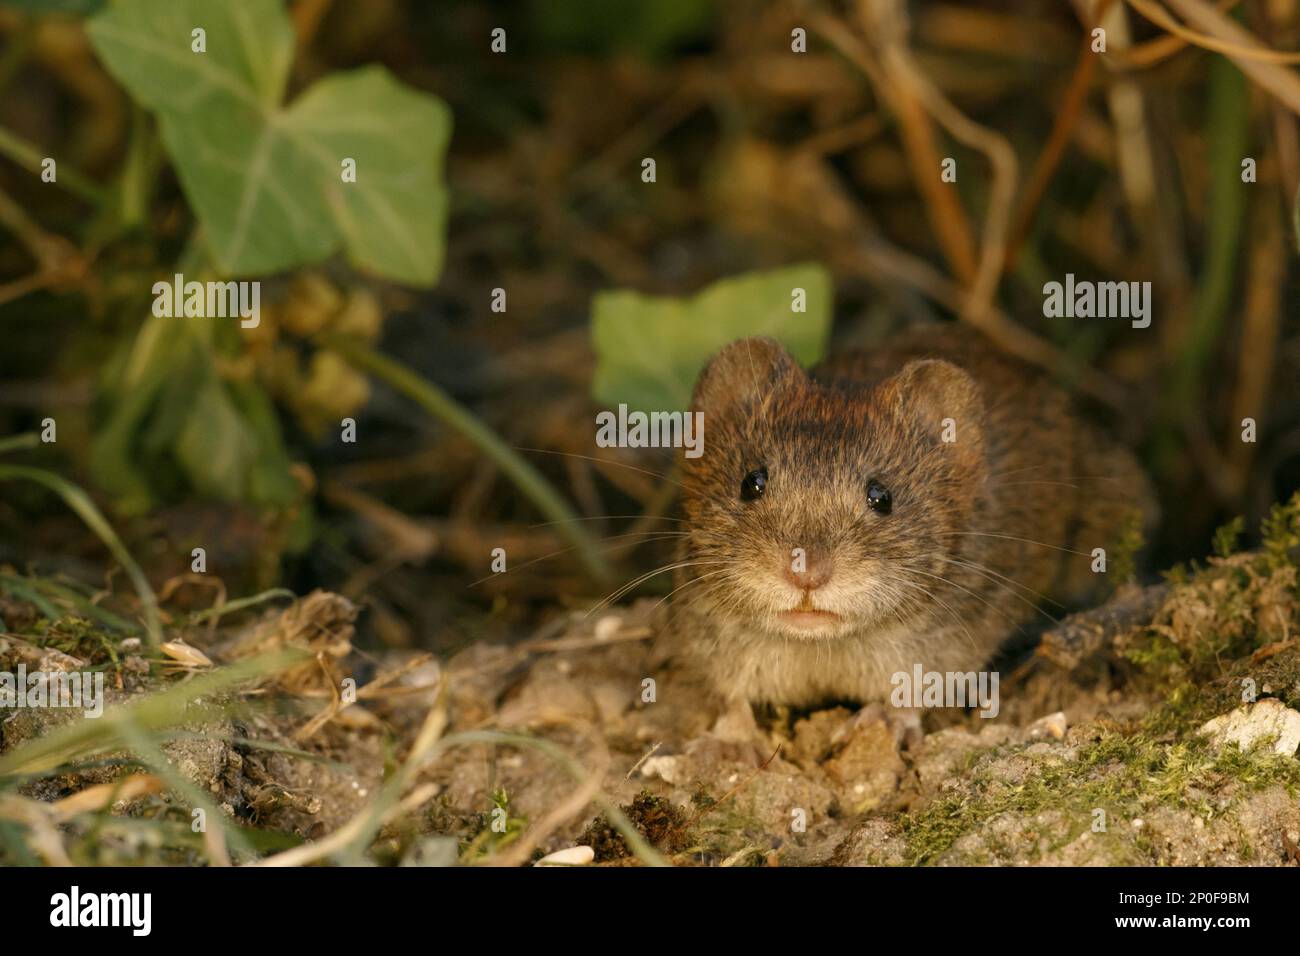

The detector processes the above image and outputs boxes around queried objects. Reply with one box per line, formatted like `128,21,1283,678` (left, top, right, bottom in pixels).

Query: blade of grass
0,125,107,206
0,646,309,780
317,331,611,584
0,818,41,866
1170,58,1249,408
261,714,667,867
5,729,319,787
0,464,161,649
166,731,352,772
0,572,138,632
183,587,296,625
0,432,39,455
0,574,63,622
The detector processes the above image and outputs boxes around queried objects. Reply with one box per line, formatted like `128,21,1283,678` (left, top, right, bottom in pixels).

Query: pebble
594,616,622,641
1199,698,1300,757
640,755,685,784
534,845,595,867
1028,711,1069,740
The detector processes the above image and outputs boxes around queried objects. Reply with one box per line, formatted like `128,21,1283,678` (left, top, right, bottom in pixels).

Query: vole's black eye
741,468,767,501
866,478,892,514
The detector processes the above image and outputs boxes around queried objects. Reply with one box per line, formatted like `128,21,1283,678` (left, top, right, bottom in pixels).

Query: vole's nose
782,549,834,591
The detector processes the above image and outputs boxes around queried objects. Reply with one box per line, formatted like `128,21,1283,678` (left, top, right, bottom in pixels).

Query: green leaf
90,316,198,512
90,315,298,511
591,263,833,413
0,464,161,648
223,377,301,506
282,69,452,283
86,0,451,285
174,374,258,498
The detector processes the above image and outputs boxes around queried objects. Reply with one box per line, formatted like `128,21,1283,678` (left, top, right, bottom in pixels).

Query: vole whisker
512,447,685,489
942,556,1066,617
935,531,1091,557
897,564,1025,634
465,530,687,588
990,480,1082,491
528,514,686,528
985,464,1051,479
890,577,979,654
653,568,732,614
586,559,729,617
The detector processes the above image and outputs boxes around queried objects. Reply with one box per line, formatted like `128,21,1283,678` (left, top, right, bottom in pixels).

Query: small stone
535,845,594,867
403,836,458,867
640,755,685,784
37,648,85,672
1028,711,1068,740
1132,818,1145,830
1199,698,1300,757
594,616,621,641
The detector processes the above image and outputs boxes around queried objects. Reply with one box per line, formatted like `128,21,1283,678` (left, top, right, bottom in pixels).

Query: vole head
679,336,987,639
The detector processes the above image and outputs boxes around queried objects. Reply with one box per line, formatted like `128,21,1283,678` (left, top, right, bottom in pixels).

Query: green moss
1108,508,1147,587
900,728,1300,865
1262,491,1300,567
458,786,528,861
1213,515,1245,559
1116,491,1300,713
976,510,1300,870
33,617,122,670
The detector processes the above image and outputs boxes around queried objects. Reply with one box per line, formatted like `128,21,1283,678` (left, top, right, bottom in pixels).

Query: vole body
670,325,1154,709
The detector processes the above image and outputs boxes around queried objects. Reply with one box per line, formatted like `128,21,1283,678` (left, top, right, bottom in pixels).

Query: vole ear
879,358,985,455
691,336,803,415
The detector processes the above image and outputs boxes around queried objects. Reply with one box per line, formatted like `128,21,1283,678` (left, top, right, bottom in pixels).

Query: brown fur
667,325,1156,708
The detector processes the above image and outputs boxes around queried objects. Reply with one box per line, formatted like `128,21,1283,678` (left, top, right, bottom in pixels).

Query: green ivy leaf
90,315,298,512
86,0,451,284
175,374,258,498
591,263,833,413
